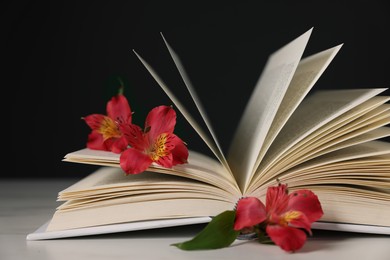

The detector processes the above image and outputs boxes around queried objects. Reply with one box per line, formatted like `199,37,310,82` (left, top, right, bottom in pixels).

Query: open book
27,28,390,240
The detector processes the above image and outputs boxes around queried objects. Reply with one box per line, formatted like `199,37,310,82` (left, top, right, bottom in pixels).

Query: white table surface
1,179,389,260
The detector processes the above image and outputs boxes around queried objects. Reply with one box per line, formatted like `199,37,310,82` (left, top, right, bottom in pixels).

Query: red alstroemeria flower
83,93,132,153
119,105,189,174
234,184,323,252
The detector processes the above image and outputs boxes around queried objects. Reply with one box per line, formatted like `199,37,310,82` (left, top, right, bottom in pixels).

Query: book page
160,33,232,176
57,168,239,209
308,187,390,227
249,140,390,195
63,149,241,195
280,108,390,169
245,141,390,227
263,99,390,176
270,146,390,210
281,154,390,190
133,50,233,180
248,44,343,190
47,197,234,231
47,167,239,231
252,88,387,188
227,28,313,190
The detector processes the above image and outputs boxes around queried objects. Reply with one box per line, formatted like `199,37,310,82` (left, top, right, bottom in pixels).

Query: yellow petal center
149,133,170,161
98,117,122,140
279,211,301,226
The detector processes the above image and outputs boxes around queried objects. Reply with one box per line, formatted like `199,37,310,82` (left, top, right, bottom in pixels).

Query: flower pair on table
173,183,323,253
83,90,188,174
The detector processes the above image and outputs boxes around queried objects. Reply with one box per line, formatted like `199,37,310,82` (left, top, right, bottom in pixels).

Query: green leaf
172,210,240,250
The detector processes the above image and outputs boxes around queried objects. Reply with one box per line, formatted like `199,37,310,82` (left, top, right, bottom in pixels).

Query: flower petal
106,94,132,124
266,184,289,215
145,106,176,141
120,148,152,174
266,225,307,252
84,114,107,131
110,136,128,153
148,133,175,167
233,197,267,231
86,131,110,151
121,123,147,151
170,135,189,165
282,210,312,234
86,129,127,153
155,153,173,168
287,189,323,223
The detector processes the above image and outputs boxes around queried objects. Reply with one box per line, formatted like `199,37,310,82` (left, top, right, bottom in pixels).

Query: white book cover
27,217,390,241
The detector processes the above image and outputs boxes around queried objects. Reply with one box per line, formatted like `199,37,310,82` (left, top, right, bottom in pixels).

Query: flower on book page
173,183,323,253
83,88,132,154
119,105,189,174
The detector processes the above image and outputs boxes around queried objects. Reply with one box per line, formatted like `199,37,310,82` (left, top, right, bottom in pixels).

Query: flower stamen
98,117,122,140
280,211,301,226
149,133,170,161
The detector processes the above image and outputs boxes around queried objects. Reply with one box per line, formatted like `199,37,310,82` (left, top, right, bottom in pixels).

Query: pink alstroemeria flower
119,105,189,174
83,93,132,153
234,184,323,252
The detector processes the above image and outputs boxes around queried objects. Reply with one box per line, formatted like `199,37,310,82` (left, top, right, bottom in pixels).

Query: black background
6,0,389,179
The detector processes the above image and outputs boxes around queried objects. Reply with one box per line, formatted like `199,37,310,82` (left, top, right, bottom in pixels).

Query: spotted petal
121,123,147,151
287,189,323,223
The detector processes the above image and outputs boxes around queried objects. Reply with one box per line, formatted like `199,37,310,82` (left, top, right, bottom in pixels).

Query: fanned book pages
27,28,390,240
